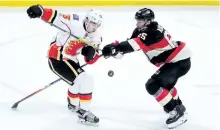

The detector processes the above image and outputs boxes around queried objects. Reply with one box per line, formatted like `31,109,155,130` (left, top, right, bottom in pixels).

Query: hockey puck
108,70,114,77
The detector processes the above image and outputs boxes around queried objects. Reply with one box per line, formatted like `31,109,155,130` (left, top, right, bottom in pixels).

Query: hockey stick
11,63,88,109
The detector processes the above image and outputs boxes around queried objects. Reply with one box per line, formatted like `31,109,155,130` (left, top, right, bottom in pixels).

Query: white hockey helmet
84,9,103,33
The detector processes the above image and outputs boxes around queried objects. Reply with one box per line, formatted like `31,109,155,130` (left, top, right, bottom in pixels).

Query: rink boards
0,0,218,6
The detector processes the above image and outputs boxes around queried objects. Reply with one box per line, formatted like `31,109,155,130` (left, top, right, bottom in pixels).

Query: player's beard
136,19,150,30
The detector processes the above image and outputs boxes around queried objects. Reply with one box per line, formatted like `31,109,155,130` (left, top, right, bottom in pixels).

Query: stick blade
11,102,19,109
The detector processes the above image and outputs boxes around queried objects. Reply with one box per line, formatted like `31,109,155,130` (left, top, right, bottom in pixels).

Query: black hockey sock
163,99,178,112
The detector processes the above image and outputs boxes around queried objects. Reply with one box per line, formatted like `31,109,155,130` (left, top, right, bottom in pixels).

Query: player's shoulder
130,27,140,38
58,12,80,21
148,21,159,29
87,29,103,43
132,27,139,34
63,13,85,23
71,13,81,21
147,21,165,34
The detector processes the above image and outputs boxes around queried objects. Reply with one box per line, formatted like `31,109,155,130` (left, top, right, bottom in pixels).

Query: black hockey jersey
117,22,191,67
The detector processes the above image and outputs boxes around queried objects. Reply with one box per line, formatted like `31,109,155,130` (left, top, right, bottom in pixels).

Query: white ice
0,6,219,130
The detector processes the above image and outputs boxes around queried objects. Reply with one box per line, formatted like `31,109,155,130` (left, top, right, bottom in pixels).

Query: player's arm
101,38,141,59
130,28,139,39
102,30,161,59
26,4,76,33
102,27,150,58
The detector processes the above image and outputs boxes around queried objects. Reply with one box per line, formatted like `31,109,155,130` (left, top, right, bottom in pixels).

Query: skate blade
77,119,99,127
167,116,187,129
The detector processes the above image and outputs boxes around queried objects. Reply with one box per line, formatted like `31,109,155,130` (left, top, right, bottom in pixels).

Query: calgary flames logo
64,40,85,56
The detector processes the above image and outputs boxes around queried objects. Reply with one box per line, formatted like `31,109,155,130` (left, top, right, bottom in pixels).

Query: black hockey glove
81,45,97,62
27,5,43,18
102,43,118,58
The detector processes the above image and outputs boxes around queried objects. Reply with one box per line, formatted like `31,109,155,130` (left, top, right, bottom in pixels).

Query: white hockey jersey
41,8,102,63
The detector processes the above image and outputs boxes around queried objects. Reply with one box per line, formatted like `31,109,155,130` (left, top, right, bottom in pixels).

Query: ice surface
0,6,219,130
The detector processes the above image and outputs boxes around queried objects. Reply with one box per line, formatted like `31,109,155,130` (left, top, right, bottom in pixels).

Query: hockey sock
170,87,182,105
79,93,92,111
68,90,79,106
154,87,177,112
68,75,80,106
75,72,94,111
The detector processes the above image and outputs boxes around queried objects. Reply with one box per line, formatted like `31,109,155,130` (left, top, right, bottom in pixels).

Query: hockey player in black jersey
102,8,191,129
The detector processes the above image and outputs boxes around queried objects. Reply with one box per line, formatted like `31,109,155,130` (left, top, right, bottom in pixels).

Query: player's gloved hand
102,40,120,59
27,4,44,18
81,45,99,64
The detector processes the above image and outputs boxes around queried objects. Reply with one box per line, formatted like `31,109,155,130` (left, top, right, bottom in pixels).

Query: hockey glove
27,5,44,18
102,41,121,59
81,45,99,64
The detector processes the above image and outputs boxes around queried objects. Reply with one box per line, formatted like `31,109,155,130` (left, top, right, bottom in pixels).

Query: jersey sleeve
112,28,141,54
126,28,146,51
41,8,81,46
112,33,149,54
116,40,136,54
40,8,58,24
40,8,79,35
127,28,164,51
130,28,139,39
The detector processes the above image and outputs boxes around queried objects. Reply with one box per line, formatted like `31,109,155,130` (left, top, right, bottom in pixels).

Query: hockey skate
166,105,187,129
164,102,188,117
77,109,99,126
67,98,79,112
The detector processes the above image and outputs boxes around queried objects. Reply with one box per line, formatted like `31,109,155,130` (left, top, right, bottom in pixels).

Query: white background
0,6,219,130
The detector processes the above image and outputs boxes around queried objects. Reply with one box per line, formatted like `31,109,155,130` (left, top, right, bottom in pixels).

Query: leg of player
163,58,191,118
48,58,99,125
162,78,186,114
145,78,185,129
48,58,83,112
145,58,191,129
72,72,99,126
164,85,187,112
67,82,80,112
164,85,188,117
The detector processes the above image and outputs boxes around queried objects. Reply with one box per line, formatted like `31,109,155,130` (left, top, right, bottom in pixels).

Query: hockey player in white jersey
27,5,103,125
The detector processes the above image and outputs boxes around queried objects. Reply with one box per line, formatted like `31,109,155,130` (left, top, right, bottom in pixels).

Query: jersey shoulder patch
72,14,79,21
60,13,71,21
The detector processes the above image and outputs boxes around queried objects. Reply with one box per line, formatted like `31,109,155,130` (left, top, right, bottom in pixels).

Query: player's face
136,19,146,29
86,21,100,33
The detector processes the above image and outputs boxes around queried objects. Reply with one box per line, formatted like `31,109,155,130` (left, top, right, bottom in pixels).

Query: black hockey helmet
135,8,155,21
